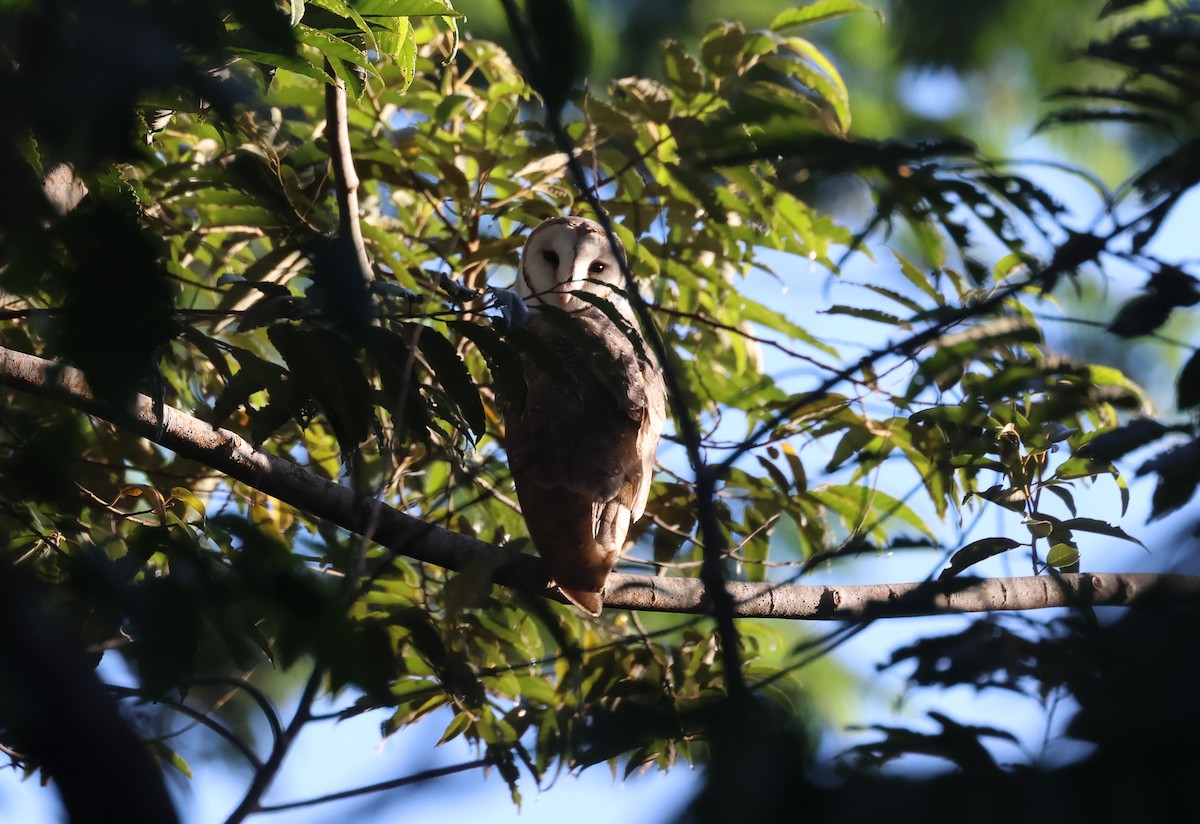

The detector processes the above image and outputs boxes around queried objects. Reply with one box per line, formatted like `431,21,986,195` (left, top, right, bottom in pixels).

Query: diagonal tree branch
2,344,1196,621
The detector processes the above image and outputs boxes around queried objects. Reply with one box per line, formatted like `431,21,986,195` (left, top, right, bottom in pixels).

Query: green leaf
378,16,417,88
940,537,1021,579
309,0,375,45
1045,542,1080,570
147,740,193,778
811,484,936,543
297,24,378,76
438,711,473,745
974,484,1029,512
825,424,874,472
412,324,487,443
169,487,208,520
662,40,706,97
770,0,873,32
354,0,462,15
737,294,838,356
893,251,946,306
781,36,852,132
448,320,528,413
288,0,306,27
267,324,374,452
1039,483,1077,517
1056,517,1145,548
823,305,908,328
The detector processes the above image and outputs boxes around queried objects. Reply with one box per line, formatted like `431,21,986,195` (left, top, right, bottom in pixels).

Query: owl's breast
500,307,661,501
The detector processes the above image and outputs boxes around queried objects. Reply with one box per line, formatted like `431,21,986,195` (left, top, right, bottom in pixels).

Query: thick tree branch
608,571,1200,618
2,344,1196,620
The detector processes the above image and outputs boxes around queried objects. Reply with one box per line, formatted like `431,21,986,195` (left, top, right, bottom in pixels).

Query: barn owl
501,216,667,615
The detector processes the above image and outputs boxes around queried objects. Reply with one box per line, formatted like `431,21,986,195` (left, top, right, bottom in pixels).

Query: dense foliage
2,0,1199,821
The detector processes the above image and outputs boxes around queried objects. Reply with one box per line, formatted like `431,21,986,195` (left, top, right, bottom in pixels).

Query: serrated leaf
662,40,705,96
781,36,852,132
1057,517,1145,548
354,0,463,16
449,320,528,413
268,324,373,451
974,484,1029,512
308,0,375,48
378,16,417,88
770,0,873,32
893,251,945,305
824,305,908,327
412,324,486,443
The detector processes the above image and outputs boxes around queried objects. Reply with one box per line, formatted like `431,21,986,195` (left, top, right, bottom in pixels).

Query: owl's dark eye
543,250,560,266
588,261,606,274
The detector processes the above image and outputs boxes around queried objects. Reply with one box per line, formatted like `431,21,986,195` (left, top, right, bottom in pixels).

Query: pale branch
323,58,374,283
608,571,1200,619
2,344,1197,620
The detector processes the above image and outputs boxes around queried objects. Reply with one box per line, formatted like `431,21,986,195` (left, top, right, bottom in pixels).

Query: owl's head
517,216,629,315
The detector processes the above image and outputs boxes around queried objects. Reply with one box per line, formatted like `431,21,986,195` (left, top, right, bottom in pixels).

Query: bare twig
254,758,493,813
107,685,263,769
225,665,325,823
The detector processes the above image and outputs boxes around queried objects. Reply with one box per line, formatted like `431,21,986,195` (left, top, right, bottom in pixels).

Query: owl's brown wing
502,307,665,614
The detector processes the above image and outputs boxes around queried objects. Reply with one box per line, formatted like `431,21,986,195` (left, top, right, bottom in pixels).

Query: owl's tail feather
558,587,604,616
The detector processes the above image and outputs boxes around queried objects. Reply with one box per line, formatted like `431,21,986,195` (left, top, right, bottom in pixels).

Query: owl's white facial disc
518,217,627,313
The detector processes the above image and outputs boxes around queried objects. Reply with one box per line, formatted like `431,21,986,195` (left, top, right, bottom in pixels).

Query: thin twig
188,675,284,746
254,758,493,813
107,685,262,769
224,664,325,823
